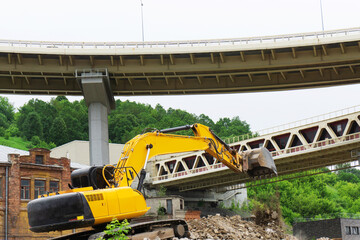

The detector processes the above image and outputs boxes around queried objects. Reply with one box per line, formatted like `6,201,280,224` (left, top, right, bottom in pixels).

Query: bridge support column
76,69,115,166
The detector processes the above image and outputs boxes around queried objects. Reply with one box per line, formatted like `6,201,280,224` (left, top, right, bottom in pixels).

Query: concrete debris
186,215,297,240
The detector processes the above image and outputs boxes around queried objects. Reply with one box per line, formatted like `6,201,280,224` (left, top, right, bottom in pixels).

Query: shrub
97,218,130,240
157,202,166,216
157,185,167,197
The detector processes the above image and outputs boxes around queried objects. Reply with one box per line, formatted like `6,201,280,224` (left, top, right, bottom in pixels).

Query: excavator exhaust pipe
241,148,277,177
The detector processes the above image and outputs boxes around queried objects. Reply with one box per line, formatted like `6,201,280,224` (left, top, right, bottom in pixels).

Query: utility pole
320,0,325,32
140,0,145,43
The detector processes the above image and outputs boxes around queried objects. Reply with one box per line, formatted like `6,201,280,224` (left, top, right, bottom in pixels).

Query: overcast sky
1,0,360,131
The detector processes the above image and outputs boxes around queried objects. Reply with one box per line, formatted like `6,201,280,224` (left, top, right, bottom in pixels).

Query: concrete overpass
148,106,360,191
0,27,360,95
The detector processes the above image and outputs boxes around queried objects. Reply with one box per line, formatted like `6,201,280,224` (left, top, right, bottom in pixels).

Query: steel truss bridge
149,106,360,191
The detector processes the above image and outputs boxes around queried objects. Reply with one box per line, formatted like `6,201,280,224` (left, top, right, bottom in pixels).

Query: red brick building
0,147,78,239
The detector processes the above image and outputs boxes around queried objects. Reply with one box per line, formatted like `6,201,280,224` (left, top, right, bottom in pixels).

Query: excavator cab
70,166,115,189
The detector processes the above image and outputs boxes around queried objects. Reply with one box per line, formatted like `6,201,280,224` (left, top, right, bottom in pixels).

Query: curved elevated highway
0,28,360,95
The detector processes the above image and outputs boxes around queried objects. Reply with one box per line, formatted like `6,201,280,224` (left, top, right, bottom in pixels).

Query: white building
50,140,125,166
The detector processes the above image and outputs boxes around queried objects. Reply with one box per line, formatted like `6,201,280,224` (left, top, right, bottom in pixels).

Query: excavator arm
113,123,275,189
113,123,242,189
27,123,276,234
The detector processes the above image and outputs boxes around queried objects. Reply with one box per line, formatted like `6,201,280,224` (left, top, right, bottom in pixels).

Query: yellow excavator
27,124,276,239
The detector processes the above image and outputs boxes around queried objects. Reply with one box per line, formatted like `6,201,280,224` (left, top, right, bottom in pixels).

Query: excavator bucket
241,148,277,177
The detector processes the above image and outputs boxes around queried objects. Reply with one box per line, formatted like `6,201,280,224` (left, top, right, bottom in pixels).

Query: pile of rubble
187,215,297,240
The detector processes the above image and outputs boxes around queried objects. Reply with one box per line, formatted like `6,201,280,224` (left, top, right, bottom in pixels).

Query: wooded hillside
0,96,250,148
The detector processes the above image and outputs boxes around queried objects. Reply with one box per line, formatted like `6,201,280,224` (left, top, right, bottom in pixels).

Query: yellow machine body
83,187,150,225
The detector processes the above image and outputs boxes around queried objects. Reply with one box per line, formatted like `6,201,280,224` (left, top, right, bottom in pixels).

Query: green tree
23,111,43,140
17,99,57,142
52,98,88,142
109,114,139,143
49,117,68,146
0,113,9,129
214,116,250,139
0,96,15,123
54,96,69,102
198,114,215,129
31,136,41,146
5,123,20,137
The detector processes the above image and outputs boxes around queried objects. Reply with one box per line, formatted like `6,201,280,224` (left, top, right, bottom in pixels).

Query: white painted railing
270,132,360,157
225,105,360,144
0,27,359,49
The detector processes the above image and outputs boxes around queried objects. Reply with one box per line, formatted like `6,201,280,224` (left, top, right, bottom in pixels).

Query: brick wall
0,148,76,240
0,163,9,238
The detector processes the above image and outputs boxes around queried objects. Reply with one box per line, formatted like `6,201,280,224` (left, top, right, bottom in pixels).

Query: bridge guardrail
0,27,360,49
271,132,360,157
225,105,360,144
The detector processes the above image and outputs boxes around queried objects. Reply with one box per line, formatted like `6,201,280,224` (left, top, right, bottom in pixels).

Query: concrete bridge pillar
77,69,115,166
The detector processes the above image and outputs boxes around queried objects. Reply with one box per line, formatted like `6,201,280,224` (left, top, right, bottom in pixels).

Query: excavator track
50,219,189,240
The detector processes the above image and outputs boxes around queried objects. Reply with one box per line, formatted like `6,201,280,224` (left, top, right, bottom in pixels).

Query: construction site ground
185,214,297,240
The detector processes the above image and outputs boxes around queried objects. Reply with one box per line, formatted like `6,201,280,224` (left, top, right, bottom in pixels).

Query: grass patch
0,137,31,150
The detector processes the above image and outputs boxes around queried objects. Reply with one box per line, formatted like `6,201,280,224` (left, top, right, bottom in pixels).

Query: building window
50,181,59,193
34,180,46,198
35,155,44,164
180,199,183,210
345,226,351,235
352,227,359,235
21,179,30,200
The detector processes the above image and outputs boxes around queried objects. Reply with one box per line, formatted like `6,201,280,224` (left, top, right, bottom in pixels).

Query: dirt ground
186,214,297,240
